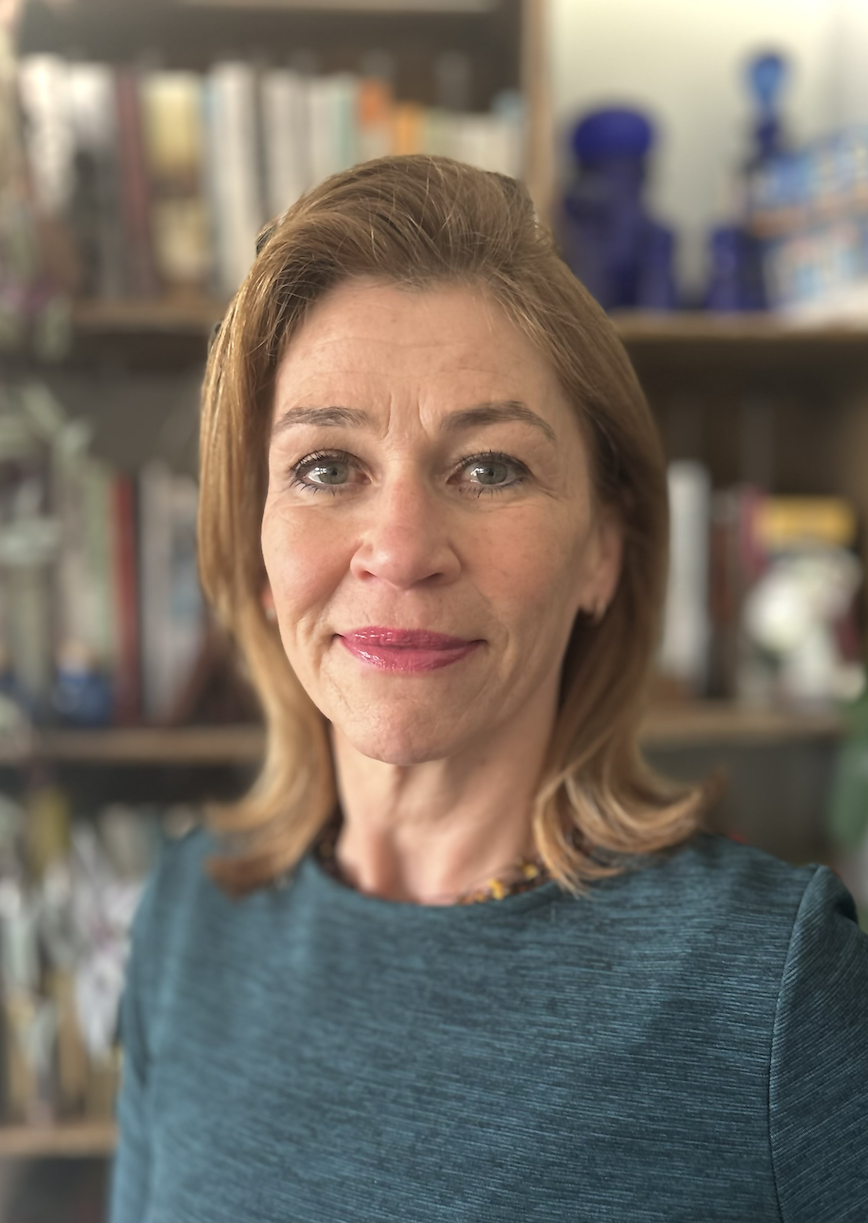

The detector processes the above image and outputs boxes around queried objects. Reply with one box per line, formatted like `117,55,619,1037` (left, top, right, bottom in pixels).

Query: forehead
273,278,568,409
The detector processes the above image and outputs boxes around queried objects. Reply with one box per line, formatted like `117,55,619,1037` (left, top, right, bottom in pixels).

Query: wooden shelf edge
613,309,868,345
640,702,844,746
0,1120,116,1158
71,297,226,334
0,707,846,764
67,300,868,347
180,0,499,10
0,724,266,765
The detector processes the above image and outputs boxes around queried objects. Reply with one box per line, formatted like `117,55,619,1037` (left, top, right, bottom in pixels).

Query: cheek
474,508,590,618
260,503,350,620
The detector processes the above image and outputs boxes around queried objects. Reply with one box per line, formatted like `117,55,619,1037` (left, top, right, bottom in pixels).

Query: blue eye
288,448,528,497
468,458,511,485
460,451,527,495
290,451,356,493
305,459,349,485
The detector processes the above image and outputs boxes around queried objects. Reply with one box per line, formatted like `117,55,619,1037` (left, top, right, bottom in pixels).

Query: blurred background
1,0,868,1216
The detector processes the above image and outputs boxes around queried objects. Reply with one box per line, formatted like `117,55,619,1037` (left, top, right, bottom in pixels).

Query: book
138,462,205,723
16,54,75,220
659,460,712,695
112,473,140,724
17,55,531,303
356,75,394,164
114,65,158,297
392,100,424,157
139,69,212,294
205,61,266,298
65,61,125,299
261,67,312,221
307,72,359,186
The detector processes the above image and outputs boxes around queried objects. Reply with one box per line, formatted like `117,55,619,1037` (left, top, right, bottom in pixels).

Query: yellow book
392,102,424,157
756,497,857,550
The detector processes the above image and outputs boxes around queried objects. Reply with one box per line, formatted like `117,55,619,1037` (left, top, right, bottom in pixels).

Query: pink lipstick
339,627,481,672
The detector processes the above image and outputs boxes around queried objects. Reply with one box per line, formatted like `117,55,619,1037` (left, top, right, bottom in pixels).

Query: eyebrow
270,399,557,445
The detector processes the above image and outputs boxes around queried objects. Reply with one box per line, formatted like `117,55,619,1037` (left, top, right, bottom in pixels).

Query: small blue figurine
560,106,677,311
704,51,788,311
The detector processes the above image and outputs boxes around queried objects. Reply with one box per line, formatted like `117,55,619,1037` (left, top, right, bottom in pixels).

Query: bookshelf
6,0,868,1177
63,297,868,360
15,0,551,213
0,724,266,766
0,704,846,770
0,1121,116,1159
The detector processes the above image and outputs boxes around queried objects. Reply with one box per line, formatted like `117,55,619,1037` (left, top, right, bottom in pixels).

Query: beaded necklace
313,813,553,905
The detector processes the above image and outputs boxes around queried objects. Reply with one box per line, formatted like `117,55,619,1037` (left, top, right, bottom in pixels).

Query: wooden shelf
640,702,844,747
0,706,845,766
73,299,868,345
180,0,499,10
611,310,868,346
68,299,868,344
0,1120,116,1159
0,724,265,766
611,310,868,390
72,297,225,335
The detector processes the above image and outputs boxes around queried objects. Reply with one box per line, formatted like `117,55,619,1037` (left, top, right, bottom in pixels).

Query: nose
349,468,462,590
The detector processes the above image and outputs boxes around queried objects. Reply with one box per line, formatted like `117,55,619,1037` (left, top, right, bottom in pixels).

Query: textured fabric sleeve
106,865,159,1223
769,864,868,1222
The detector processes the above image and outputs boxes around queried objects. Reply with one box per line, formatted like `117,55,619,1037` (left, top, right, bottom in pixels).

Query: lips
338,626,481,673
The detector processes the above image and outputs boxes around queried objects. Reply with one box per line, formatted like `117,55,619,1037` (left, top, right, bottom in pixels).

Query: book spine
138,460,170,722
261,68,312,218
114,66,158,297
356,76,394,164
659,460,712,695
162,474,206,723
140,69,213,294
16,54,75,218
112,474,140,724
81,458,117,675
392,101,424,157
207,61,265,297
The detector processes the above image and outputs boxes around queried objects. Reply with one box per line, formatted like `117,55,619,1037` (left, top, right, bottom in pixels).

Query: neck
328,700,555,905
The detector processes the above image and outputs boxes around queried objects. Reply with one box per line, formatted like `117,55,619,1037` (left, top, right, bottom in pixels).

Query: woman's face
261,279,621,766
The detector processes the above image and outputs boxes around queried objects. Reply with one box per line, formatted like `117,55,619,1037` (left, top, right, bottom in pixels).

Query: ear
261,582,277,622
583,507,623,620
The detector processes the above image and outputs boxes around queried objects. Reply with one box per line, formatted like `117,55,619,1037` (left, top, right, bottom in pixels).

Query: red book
114,66,158,297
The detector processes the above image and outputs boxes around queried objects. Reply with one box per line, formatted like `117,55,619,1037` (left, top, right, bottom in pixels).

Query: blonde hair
198,155,711,897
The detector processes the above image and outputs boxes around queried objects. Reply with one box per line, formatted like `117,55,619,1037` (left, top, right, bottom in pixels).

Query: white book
56,433,117,674
421,108,454,158
17,54,75,217
139,463,205,721
66,61,116,156
452,113,503,174
205,61,266,297
491,90,526,180
307,73,359,188
163,474,205,718
261,68,312,219
660,460,712,692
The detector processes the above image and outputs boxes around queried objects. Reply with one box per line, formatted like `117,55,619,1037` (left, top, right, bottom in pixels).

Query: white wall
548,0,868,296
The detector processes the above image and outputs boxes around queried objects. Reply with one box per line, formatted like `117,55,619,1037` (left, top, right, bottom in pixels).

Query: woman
109,157,868,1222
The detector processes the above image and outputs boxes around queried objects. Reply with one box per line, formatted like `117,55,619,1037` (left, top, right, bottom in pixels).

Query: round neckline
298,846,567,921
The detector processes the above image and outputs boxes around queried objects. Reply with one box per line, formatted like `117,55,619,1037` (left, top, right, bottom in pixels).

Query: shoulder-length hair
198,154,711,897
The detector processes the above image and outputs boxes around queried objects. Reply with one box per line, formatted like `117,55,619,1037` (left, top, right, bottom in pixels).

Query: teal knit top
108,827,868,1222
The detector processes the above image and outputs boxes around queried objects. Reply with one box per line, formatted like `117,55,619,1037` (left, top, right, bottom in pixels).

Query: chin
337,714,470,767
